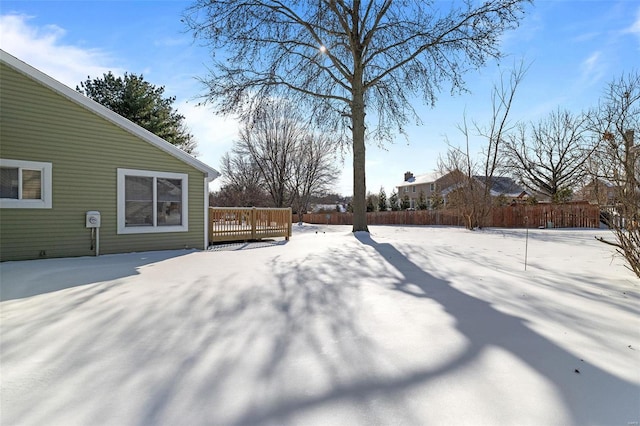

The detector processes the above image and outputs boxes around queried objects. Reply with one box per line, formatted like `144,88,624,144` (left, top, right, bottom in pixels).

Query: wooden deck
209,207,292,243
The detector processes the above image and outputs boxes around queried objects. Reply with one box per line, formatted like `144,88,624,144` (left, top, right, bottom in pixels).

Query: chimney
404,171,414,182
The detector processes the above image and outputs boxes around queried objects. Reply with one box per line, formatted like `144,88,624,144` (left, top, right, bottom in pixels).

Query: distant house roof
397,171,440,187
0,49,220,180
474,176,527,198
588,178,616,188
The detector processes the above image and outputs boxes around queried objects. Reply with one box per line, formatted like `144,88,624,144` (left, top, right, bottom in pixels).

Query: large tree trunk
351,78,369,232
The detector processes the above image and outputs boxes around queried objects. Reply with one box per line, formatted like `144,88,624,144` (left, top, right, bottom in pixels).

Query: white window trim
0,159,52,209
117,168,188,234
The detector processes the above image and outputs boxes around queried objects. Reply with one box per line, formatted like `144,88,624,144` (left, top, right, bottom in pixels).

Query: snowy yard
1,225,639,426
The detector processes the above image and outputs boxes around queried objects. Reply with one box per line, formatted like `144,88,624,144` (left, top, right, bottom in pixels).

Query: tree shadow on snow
352,232,639,425
4,234,638,426
233,233,639,425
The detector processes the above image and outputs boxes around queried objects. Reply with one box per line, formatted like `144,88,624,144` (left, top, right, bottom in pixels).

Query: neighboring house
576,178,618,205
311,203,344,213
0,50,220,261
396,171,441,209
397,170,527,209
441,174,528,206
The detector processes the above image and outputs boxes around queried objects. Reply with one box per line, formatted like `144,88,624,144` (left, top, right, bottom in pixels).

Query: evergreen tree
402,195,411,210
378,187,387,211
431,190,445,210
77,72,196,153
417,190,428,210
389,190,400,211
366,192,378,212
552,187,573,204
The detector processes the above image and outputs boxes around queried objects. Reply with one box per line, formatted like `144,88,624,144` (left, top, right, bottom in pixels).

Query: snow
1,225,639,426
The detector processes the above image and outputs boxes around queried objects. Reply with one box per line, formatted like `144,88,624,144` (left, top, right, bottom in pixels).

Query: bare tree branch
587,71,640,278
184,0,530,231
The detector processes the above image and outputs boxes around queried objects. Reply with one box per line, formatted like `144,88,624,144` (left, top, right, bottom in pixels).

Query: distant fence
209,207,292,243
301,203,600,228
490,203,600,228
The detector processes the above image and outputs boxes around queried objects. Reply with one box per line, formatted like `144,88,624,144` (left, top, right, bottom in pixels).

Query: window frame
117,168,188,234
0,159,52,209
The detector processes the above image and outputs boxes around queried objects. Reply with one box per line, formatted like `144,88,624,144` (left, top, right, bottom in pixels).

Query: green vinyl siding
0,62,207,261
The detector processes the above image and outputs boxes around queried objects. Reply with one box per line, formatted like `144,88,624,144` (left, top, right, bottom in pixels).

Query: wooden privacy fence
302,210,464,226
491,203,600,228
301,203,600,228
209,207,292,243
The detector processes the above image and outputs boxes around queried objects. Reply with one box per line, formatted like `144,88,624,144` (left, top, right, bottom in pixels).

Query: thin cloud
177,100,239,169
571,31,600,43
578,51,606,87
154,36,189,47
626,7,640,47
0,13,230,175
175,96,240,184
0,13,122,87
582,51,601,74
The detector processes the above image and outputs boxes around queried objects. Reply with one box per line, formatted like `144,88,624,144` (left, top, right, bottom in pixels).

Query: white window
404,187,408,193
430,183,436,191
117,168,188,234
0,159,52,209
412,185,416,193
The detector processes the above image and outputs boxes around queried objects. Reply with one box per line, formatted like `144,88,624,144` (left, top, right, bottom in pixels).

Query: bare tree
502,108,595,202
225,101,339,212
215,152,271,207
184,0,530,232
588,71,640,278
235,101,304,207
210,184,272,207
438,62,526,229
290,134,340,221
472,61,526,225
437,147,482,229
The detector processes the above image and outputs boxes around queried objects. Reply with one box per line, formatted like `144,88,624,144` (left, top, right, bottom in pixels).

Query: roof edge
0,49,220,180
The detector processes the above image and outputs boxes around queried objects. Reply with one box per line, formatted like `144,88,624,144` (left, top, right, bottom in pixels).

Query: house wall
580,181,617,205
397,182,436,205
397,180,445,208
0,62,206,261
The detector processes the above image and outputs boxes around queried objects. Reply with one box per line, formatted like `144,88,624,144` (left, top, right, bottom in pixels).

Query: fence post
208,207,213,244
251,208,256,240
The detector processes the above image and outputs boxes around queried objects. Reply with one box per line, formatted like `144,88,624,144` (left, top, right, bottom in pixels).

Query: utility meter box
86,211,101,228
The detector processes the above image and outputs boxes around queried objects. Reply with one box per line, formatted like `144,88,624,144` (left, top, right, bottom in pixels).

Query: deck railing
209,207,292,243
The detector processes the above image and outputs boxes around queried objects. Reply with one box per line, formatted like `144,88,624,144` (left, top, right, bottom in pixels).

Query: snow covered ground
1,224,639,426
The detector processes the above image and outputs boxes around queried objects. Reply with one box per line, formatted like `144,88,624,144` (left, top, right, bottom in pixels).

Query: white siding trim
0,158,52,209
204,177,209,249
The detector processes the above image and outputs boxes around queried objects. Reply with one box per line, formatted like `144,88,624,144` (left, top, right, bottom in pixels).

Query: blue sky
1,1,639,196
